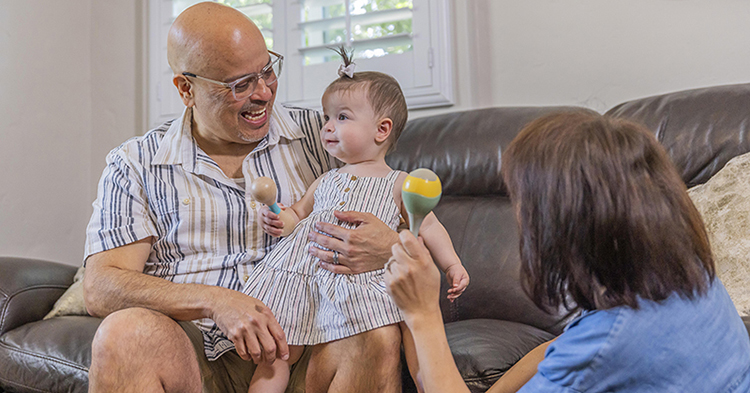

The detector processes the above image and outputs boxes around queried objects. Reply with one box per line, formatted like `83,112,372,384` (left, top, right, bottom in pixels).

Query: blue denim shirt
519,279,750,393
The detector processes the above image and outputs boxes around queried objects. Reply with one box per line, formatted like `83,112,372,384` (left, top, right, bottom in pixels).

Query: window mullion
344,0,351,48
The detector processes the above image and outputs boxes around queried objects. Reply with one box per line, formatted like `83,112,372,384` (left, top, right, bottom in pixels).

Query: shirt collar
151,103,307,171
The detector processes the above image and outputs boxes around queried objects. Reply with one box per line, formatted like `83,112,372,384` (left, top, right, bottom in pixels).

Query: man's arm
83,238,289,364
309,210,399,274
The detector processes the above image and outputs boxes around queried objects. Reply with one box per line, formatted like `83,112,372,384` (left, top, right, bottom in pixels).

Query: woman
384,112,750,392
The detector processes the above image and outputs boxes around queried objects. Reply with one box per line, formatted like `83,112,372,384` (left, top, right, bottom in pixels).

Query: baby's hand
258,204,287,237
444,264,470,302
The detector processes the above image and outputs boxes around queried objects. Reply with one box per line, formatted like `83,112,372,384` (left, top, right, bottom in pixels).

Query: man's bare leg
89,307,202,393
306,324,401,393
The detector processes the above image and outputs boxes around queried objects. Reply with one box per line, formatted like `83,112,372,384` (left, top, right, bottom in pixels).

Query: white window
147,0,452,128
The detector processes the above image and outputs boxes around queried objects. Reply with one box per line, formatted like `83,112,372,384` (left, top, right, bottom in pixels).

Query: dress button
182,198,190,205
350,175,357,181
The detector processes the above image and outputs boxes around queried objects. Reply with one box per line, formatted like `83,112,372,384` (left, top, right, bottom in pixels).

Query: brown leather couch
2,83,750,393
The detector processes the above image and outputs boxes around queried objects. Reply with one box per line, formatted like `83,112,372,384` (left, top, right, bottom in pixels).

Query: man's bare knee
90,308,200,393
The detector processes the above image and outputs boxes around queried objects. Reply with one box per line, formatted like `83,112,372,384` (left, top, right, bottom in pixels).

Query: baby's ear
375,118,393,143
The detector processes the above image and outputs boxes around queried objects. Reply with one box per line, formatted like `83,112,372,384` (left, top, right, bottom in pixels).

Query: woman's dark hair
501,111,715,312
325,46,407,152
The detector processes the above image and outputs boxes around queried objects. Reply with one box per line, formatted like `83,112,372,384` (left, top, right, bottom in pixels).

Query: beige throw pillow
688,152,750,316
43,266,88,319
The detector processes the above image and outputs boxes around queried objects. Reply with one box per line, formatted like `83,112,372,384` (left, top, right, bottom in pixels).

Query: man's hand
309,210,398,274
209,287,290,365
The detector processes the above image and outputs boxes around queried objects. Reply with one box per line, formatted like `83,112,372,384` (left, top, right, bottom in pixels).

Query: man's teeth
243,108,266,121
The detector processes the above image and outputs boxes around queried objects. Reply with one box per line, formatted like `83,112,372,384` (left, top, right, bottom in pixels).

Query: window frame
147,0,453,128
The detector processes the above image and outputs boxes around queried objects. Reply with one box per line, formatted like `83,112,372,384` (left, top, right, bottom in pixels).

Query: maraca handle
268,203,281,214
408,212,424,238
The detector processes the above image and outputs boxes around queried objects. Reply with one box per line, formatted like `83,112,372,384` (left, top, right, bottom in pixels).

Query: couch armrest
0,257,77,335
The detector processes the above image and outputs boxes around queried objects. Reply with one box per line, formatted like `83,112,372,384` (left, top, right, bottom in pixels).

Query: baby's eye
323,115,330,122
338,114,348,121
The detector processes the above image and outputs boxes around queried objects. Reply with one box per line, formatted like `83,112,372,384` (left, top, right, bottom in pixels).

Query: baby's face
321,89,388,164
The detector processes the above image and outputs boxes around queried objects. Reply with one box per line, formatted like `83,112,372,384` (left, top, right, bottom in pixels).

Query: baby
242,47,469,392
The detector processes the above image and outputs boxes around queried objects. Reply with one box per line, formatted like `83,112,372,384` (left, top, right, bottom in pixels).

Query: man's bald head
167,2,265,76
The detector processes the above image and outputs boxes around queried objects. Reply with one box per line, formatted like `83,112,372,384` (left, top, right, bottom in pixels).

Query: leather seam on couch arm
0,284,71,334
0,340,90,372
0,375,50,393
462,370,503,383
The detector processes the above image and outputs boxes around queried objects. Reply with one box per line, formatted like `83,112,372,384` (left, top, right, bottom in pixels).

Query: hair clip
338,63,356,78
330,45,356,78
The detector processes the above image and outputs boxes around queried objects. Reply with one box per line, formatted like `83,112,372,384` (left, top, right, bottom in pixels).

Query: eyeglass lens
233,57,282,100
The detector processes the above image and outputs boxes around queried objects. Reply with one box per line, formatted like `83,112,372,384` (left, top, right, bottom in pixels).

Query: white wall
413,0,750,118
0,1,141,266
1,0,749,266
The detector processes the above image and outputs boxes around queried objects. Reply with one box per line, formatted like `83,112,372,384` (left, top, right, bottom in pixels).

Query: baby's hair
325,45,408,152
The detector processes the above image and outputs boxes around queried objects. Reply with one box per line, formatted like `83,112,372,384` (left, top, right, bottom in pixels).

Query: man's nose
250,78,274,101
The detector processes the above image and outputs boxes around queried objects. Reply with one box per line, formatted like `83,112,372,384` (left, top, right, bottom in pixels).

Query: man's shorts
179,321,310,393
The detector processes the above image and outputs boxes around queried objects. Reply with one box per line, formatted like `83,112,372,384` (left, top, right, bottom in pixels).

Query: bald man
82,2,400,392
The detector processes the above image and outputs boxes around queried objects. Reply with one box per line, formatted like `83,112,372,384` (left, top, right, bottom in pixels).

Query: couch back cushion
606,83,750,188
387,106,591,335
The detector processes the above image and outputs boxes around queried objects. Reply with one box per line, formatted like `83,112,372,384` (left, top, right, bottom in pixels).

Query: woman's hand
384,230,442,324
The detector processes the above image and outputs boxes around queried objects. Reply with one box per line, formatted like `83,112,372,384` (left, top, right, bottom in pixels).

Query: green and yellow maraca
401,168,442,237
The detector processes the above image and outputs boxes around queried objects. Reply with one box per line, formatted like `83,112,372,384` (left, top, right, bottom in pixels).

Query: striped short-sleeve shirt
84,104,336,360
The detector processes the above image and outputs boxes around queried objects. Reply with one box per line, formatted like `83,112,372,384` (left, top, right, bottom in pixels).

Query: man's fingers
312,221,349,242
233,335,250,361
319,261,354,274
268,322,290,361
257,330,278,364
244,335,263,364
308,231,346,256
332,210,368,225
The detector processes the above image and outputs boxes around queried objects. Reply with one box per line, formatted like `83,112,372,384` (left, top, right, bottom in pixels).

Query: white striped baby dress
242,169,404,345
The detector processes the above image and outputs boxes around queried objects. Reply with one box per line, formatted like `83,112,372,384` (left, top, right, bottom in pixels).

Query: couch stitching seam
0,285,70,333
0,375,52,393
0,338,89,372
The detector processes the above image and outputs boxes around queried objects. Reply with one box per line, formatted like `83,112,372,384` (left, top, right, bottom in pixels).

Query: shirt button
350,175,357,181
250,201,257,209
182,198,190,205
243,275,249,282
343,187,350,192
339,201,345,206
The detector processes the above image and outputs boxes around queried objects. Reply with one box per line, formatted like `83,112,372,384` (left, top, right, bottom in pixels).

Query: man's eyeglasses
182,50,283,101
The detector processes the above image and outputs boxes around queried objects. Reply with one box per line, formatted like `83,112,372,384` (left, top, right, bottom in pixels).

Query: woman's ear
174,75,195,107
376,118,393,143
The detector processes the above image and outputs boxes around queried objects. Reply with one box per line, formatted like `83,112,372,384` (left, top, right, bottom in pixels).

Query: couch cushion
0,316,99,393
434,196,572,335
688,151,750,316
388,106,595,197
445,319,555,393
606,83,750,188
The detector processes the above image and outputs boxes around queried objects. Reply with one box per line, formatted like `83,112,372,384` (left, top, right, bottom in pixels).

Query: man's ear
174,75,195,107
375,118,393,143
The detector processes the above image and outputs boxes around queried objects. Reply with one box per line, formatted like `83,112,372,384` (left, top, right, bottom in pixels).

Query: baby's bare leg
248,345,305,393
